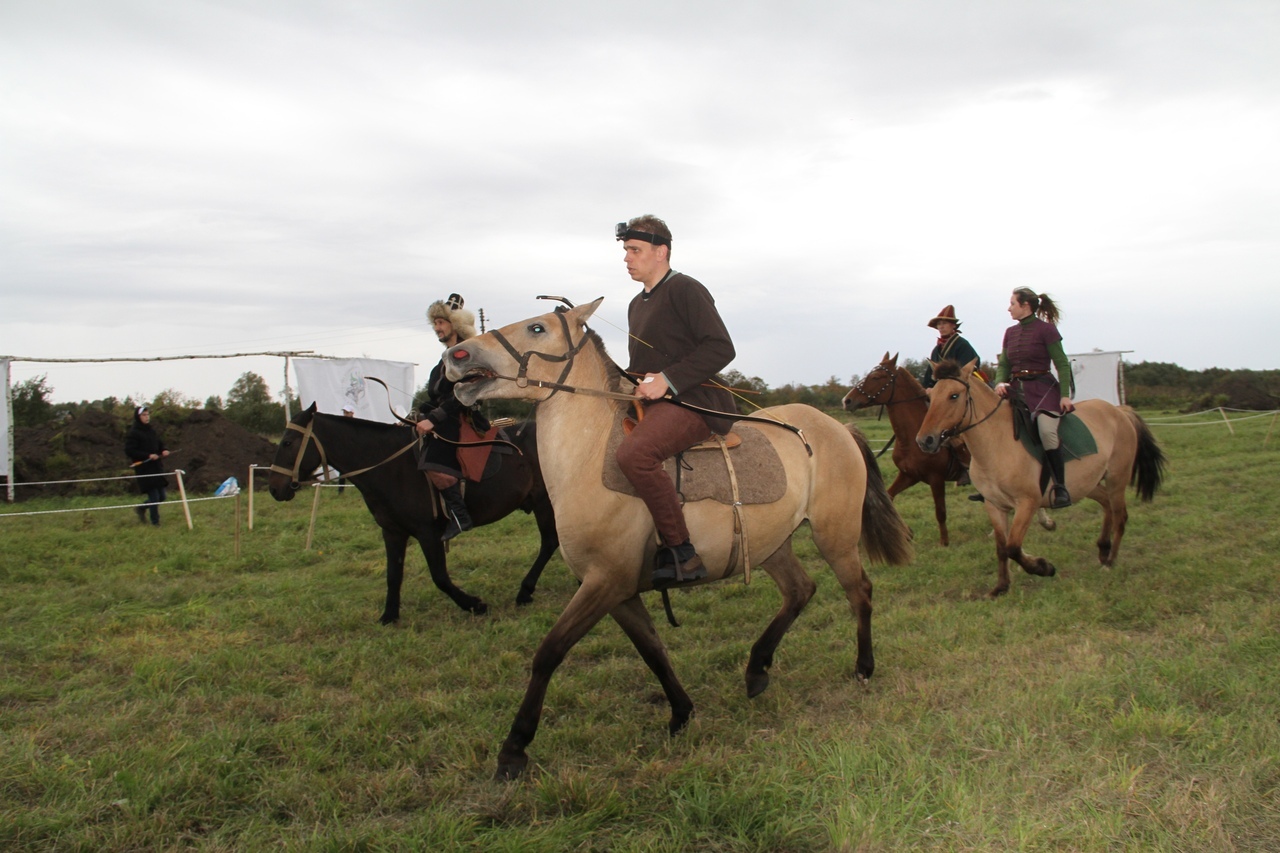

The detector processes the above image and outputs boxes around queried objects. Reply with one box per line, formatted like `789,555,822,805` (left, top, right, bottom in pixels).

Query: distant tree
224,371,285,435
204,395,223,412
11,375,55,427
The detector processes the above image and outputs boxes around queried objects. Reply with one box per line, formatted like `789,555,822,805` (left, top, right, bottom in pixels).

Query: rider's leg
1037,414,1071,508
426,470,473,540
616,401,712,587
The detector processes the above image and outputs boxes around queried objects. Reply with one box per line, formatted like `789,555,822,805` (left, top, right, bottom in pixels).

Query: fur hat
426,293,477,341
927,304,961,329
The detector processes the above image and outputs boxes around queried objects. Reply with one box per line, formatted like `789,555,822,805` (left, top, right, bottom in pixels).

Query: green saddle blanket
1014,408,1098,463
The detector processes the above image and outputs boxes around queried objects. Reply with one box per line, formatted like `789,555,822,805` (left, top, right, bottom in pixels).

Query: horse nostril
451,348,469,360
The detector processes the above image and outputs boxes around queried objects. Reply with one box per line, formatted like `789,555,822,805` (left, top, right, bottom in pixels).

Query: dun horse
916,360,1165,598
843,352,1054,546
444,298,913,779
267,404,559,621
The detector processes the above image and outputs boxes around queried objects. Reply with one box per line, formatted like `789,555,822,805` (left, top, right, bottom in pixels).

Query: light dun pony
446,298,913,779
843,352,1055,546
916,359,1166,598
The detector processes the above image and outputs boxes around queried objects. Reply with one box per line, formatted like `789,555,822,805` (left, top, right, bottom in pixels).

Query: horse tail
1125,408,1166,502
848,423,914,566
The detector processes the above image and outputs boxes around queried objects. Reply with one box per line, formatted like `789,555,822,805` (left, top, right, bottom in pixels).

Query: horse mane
315,411,411,433
584,329,631,394
932,359,965,381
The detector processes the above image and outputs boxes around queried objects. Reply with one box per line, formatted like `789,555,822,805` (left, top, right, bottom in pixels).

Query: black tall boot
440,484,474,541
1045,448,1072,509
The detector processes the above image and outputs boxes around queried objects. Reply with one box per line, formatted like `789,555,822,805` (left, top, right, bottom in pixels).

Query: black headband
615,222,671,246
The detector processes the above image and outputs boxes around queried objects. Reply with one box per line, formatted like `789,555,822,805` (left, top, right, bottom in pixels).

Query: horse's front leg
609,595,693,734
983,503,1014,597
927,476,950,547
416,535,488,615
496,577,628,780
379,530,408,625
1004,497,1056,580
516,502,559,606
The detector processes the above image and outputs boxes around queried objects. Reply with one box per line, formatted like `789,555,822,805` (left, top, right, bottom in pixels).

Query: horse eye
949,393,960,401
529,323,546,334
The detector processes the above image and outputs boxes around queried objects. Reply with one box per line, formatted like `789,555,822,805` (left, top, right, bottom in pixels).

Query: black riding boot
1045,448,1072,509
440,484,473,541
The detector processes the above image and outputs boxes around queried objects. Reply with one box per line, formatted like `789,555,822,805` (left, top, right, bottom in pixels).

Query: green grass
2,410,1278,851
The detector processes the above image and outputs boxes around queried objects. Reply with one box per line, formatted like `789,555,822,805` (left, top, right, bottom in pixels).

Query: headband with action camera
615,222,671,246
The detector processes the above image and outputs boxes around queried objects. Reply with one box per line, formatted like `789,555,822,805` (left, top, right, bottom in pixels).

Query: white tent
1068,350,1130,405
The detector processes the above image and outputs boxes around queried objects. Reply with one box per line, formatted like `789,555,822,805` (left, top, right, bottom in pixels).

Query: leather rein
482,311,811,452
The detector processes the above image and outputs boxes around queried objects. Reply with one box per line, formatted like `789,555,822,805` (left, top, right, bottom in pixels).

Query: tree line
10,360,1278,434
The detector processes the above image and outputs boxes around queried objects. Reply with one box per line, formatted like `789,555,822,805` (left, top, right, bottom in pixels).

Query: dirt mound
11,409,280,500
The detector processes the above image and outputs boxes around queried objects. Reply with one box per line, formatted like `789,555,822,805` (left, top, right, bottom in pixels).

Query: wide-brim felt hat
927,304,961,329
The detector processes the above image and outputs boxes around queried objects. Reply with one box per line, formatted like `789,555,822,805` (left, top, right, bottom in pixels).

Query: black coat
125,415,167,493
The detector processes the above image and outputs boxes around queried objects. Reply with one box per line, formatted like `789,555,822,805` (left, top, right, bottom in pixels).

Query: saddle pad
1015,409,1099,463
602,414,788,505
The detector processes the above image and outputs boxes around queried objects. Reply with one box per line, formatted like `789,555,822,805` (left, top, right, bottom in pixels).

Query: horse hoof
745,671,770,699
494,752,528,781
988,586,1009,598
669,706,693,736
378,614,400,626
515,593,534,606
469,600,489,615
1042,561,1056,577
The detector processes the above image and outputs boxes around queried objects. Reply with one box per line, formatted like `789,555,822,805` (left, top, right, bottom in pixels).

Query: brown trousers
615,401,712,547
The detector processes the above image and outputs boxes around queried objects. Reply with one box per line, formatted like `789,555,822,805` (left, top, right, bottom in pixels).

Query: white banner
293,358,416,423
1068,351,1123,405
2,359,12,485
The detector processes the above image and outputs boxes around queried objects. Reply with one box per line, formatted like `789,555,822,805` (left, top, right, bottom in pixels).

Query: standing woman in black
125,406,169,525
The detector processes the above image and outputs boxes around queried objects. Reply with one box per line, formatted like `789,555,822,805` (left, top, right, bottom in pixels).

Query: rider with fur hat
922,304,981,388
416,293,488,540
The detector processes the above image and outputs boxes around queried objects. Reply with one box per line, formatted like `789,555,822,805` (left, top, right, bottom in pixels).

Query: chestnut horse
444,298,913,779
843,352,1054,546
267,404,559,621
916,360,1165,598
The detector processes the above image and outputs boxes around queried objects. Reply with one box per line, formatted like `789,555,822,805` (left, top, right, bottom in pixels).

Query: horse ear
569,297,604,326
882,351,890,362
961,358,979,377
890,352,899,366
307,402,317,413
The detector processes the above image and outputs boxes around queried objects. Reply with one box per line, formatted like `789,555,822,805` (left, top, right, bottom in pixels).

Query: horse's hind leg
808,523,876,683
745,541,818,698
1092,481,1128,567
610,595,693,735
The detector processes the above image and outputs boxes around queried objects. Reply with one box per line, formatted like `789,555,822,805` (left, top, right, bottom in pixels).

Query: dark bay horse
917,360,1166,598
843,352,1054,546
444,298,913,779
267,404,559,622
843,352,964,545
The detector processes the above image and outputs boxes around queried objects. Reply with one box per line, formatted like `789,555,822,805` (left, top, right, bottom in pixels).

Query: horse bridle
268,418,420,490
936,377,1004,442
851,364,928,409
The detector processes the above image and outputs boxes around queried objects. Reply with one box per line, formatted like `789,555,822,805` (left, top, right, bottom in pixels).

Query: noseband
269,420,328,489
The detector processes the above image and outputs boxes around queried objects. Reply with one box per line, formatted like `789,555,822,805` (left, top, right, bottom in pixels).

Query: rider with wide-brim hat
922,304,982,388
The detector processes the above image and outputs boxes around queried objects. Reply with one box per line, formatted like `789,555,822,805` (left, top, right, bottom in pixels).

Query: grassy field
2,409,1278,851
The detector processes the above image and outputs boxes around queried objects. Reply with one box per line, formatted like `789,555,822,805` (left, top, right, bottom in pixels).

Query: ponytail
1013,287,1061,325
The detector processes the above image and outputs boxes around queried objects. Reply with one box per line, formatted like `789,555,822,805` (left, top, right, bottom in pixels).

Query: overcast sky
3,0,1277,407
